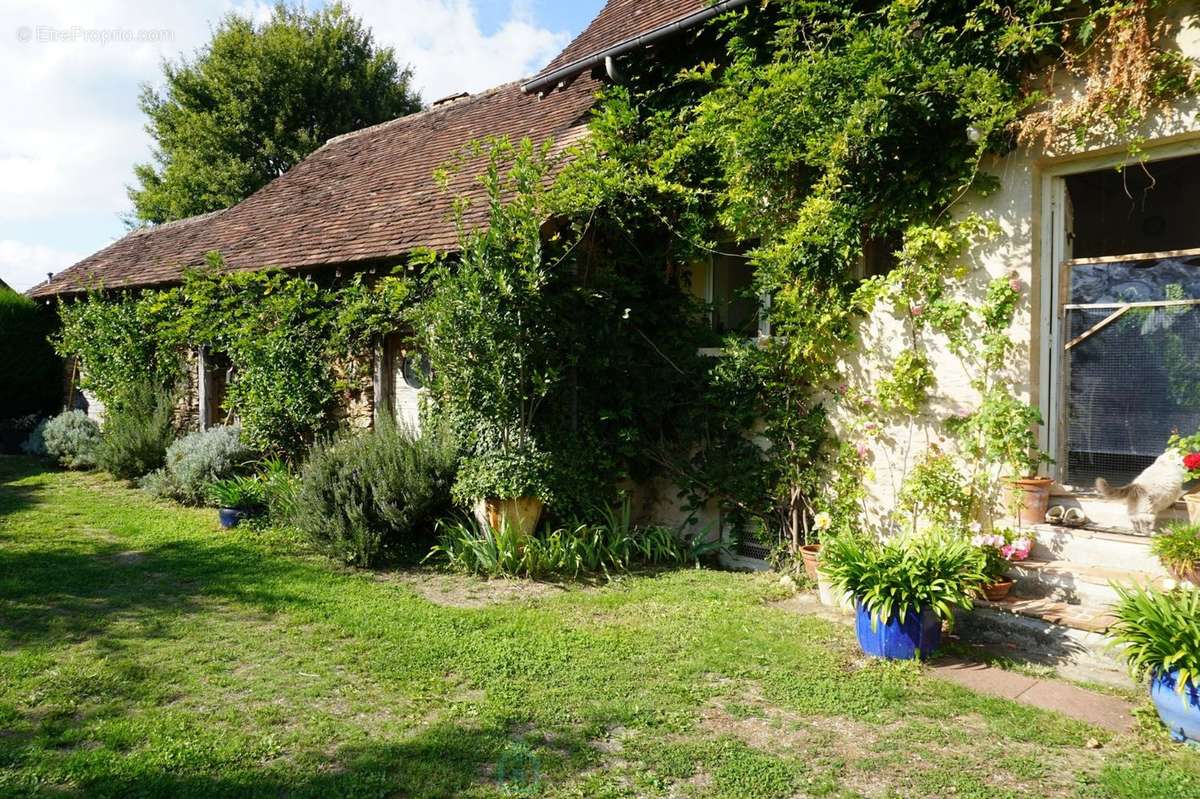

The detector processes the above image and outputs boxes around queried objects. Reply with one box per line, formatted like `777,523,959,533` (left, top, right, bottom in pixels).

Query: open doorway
1055,153,1200,487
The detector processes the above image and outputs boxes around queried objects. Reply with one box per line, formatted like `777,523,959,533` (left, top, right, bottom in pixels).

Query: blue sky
0,1,604,292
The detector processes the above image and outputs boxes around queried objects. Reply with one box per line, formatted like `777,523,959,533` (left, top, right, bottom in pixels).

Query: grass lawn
1,457,1199,798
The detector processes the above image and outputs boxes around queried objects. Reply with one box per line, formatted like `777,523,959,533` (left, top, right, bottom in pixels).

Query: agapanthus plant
971,528,1032,582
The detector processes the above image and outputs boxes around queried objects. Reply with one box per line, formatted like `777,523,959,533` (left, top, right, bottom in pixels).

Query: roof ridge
323,80,526,148
128,208,227,238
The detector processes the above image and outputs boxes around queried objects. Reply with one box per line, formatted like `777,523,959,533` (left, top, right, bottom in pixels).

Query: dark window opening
201,350,232,429
1060,154,1200,488
1066,154,1200,259
684,248,764,340
860,231,901,279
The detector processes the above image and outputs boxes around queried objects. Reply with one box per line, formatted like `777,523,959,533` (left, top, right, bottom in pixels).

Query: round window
401,352,431,390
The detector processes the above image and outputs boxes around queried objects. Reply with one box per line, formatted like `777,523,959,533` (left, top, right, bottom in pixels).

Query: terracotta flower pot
473,496,544,539
1008,477,1053,526
982,578,1015,601
1184,492,1200,526
1167,561,1200,585
799,544,821,581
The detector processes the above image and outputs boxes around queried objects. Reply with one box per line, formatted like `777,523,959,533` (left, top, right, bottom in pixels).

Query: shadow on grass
0,534,323,651
0,463,628,797
5,718,596,799
0,455,50,520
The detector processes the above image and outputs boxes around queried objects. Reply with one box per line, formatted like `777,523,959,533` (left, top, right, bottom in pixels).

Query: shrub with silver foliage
141,425,253,505
27,410,101,469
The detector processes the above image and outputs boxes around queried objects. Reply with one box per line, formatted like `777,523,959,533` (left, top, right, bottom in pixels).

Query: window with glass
685,251,766,339
1055,154,1200,486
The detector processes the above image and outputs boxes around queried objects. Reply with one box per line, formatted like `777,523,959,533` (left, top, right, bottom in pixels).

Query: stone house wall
830,4,1200,522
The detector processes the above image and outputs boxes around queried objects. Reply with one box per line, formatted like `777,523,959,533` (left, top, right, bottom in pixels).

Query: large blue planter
217,507,245,529
1150,669,1200,744
854,601,942,660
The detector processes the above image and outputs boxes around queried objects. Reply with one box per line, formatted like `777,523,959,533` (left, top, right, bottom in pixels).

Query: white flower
968,521,982,534
622,307,631,319
1164,578,1177,591
1181,580,1195,591
779,575,797,591
813,511,832,530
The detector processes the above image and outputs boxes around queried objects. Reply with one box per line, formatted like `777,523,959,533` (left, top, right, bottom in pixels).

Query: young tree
129,2,421,224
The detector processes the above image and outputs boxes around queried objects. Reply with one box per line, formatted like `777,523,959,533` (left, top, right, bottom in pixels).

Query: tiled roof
30,76,599,298
529,0,710,85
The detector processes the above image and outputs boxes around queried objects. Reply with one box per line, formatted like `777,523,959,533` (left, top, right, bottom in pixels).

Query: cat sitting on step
1095,451,1186,535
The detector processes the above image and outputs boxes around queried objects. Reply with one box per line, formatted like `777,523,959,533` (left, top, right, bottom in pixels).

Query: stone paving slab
931,658,1135,733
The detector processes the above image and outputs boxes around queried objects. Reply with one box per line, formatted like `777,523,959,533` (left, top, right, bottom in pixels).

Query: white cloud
346,0,569,100
0,0,571,281
0,240,85,292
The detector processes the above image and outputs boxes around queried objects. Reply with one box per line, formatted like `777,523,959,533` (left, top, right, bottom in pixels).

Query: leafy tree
129,2,421,223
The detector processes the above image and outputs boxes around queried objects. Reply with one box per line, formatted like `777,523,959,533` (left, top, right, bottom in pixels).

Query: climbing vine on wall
56,256,418,454
52,0,1193,538
1017,0,1196,154
550,0,1194,552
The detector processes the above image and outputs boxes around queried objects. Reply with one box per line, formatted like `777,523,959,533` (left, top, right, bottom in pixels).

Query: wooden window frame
1038,137,1200,487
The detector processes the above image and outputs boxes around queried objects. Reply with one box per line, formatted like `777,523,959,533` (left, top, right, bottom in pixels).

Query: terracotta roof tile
530,0,709,84
31,76,599,298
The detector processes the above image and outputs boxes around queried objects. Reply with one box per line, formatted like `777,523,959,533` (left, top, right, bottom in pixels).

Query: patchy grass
1,457,1198,798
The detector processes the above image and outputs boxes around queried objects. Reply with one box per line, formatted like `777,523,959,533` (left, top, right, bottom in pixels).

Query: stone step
1045,493,1189,531
1006,557,1170,606
955,598,1130,688
976,595,1117,633
1012,522,1166,574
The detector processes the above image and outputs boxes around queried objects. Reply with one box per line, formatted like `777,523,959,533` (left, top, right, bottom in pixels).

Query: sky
0,0,605,292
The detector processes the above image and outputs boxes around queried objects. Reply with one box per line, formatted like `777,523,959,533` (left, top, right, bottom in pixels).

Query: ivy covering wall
541,0,1194,546
55,257,418,454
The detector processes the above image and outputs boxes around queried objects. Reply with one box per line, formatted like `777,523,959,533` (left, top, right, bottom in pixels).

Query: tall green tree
129,2,421,224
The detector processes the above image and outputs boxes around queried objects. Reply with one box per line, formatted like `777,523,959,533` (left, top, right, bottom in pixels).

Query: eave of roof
522,0,750,95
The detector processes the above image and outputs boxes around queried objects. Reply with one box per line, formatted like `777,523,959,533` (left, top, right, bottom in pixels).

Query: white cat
1095,451,1186,535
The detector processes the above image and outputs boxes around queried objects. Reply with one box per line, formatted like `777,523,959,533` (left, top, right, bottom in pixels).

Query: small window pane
712,254,758,336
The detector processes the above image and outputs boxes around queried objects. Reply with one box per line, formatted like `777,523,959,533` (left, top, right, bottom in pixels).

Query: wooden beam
1064,306,1130,351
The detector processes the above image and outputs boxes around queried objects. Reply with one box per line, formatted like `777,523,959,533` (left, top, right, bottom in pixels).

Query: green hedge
0,288,61,419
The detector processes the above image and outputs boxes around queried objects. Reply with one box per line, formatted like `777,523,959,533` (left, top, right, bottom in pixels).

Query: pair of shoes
1045,506,1087,527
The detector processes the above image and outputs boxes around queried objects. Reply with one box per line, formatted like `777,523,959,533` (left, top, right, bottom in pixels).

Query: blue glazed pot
217,507,245,529
854,601,942,660
1150,669,1200,744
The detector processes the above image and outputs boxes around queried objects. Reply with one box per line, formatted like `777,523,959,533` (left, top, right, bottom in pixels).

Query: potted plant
1150,522,1200,584
964,395,1051,526
821,532,987,660
452,446,551,539
800,510,831,581
971,528,1032,600
208,475,263,528
1167,432,1200,523
1110,584,1200,744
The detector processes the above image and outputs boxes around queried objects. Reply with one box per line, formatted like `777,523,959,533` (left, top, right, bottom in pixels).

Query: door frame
1036,135,1200,485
